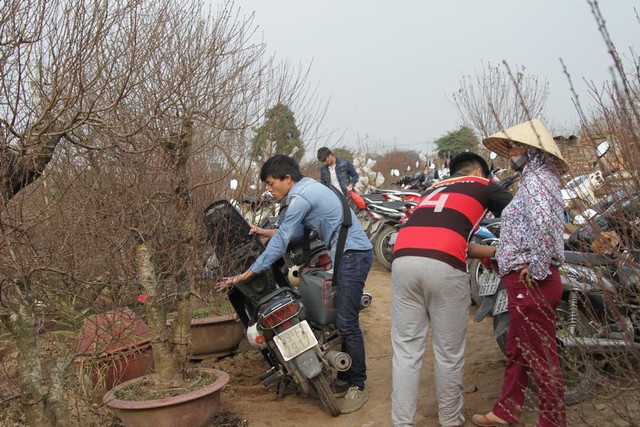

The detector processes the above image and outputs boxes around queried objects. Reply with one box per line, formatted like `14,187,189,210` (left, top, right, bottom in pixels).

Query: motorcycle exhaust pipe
325,350,352,372
559,336,640,352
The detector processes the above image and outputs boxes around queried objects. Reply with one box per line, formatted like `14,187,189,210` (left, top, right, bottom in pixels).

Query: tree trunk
166,118,196,372
1,305,57,426
1,127,64,201
135,241,180,383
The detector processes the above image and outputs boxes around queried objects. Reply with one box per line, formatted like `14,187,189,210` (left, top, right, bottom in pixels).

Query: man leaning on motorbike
216,154,374,415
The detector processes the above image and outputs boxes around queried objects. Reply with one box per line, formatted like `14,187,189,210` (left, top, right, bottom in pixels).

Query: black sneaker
330,378,350,398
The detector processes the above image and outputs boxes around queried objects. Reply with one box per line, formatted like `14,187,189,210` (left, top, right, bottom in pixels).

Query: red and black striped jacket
393,175,507,272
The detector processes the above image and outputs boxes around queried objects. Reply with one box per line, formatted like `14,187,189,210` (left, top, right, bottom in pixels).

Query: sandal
471,412,509,427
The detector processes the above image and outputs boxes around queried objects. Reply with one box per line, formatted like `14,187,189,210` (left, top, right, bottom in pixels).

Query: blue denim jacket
249,177,372,274
320,157,359,194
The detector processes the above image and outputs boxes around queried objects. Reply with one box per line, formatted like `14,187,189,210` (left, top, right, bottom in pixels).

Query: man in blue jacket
217,154,373,414
317,147,359,195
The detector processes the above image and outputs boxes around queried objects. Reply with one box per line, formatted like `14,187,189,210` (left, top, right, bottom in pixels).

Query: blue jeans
335,249,373,390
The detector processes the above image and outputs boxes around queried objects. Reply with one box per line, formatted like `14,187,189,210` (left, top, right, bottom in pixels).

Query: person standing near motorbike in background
216,154,373,415
472,119,569,427
390,152,512,427
318,147,360,195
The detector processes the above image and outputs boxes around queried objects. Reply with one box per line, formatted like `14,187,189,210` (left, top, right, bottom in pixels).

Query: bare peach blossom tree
0,0,325,425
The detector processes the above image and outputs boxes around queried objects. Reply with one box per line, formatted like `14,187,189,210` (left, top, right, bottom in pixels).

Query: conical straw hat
482,119,569,174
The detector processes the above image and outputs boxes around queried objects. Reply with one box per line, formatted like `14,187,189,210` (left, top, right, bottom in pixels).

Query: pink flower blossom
137,294,148,303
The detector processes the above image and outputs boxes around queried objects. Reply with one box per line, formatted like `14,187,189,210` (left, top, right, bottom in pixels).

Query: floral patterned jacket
496,148,565,280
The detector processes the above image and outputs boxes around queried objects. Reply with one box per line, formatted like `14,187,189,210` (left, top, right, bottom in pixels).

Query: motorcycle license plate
389,231,398,245
273,320,318,361
492,289,509,316
477,272,501,297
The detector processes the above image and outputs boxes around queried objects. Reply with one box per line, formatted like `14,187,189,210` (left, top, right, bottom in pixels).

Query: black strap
303,185,352,286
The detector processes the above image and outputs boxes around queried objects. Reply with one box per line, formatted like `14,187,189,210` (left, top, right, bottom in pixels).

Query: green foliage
47,295,92,333
433,126,479,158
252,103,304,161
330,147,355,163
192,307,214,318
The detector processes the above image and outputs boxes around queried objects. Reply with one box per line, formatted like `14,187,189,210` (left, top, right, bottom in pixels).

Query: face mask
510,154,527,172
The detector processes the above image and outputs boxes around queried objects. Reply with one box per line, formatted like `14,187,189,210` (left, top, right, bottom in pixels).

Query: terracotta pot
76,343,154,396
75,308,154,398
103,368,229,427
77,308,152,354
171,314,244,360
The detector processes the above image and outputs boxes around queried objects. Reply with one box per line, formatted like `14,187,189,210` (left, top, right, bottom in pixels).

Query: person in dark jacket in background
317,147,359,195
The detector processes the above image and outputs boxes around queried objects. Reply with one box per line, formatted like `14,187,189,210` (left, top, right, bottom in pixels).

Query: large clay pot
189,314,244,360
103,368,229,427
76,343,154,398
75,308,154,398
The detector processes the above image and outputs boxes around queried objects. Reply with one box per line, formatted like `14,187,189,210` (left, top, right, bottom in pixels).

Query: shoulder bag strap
303,185,352,285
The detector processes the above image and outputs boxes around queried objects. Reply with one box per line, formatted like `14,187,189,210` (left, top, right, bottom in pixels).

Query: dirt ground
0,260,637,426
203,260,637,427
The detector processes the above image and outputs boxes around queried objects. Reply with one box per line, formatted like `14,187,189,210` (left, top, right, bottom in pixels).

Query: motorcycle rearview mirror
596,140,610,158
230,179,238,190
489,152,498,160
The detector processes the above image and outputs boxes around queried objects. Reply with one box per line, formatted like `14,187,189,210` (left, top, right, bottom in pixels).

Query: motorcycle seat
254,286,300,311
369,201,407,212
564,250,613,266
481,218,502,226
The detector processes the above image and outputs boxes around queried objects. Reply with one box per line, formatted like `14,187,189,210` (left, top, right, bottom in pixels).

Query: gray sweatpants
391,256,470,427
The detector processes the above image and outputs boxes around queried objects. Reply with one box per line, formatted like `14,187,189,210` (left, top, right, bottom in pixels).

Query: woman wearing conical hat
472,119,567,427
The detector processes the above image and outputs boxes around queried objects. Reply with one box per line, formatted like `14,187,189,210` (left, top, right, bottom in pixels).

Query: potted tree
102,116,230,427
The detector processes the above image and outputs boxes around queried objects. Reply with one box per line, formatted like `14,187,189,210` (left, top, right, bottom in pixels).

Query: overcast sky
227,1,639,154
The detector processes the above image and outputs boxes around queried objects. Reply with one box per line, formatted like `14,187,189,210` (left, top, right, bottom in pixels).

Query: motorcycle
357,192,415,271
467,218,502,305
203,199,371,416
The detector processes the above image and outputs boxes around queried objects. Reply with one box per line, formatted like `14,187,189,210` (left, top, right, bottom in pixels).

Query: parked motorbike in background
473,194,640,405
203,199,372,416
357,191,416,270
392,172,437,193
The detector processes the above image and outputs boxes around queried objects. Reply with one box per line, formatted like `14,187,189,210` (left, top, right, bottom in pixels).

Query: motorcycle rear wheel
492,302,598,406
373,225,394,271
310,372,340,416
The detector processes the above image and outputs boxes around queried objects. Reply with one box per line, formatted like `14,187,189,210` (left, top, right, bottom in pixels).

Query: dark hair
317,147,332,161
260,155,304,182
449,152,490,178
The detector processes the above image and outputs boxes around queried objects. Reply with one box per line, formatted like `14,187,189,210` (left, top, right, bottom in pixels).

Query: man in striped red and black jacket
390,152,512,427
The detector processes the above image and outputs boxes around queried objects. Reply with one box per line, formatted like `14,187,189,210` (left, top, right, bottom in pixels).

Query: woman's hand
519,264,533,286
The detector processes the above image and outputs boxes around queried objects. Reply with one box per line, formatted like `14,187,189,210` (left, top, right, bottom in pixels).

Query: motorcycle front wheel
468,258,488,306
492,302,598,406
373,225,394,271
310,371,340,416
